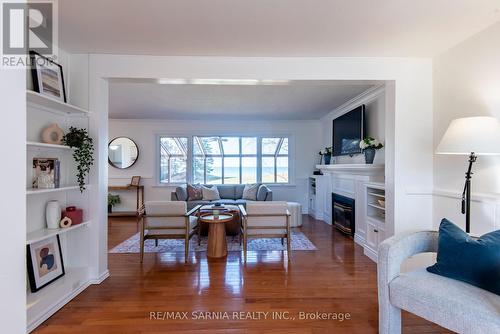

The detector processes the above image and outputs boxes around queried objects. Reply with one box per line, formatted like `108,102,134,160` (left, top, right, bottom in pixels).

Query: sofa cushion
242,183,259,200
427,219,500,295
234,184,245,199
187,183,203,200
175,186,188,201
390,268,500,333
257,184,269,201
202,185,220,201
217,185,235,199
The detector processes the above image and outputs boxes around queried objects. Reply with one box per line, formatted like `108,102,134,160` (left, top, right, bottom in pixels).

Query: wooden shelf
27,266,89,332
27,90,89,115
27,221,90,244
27,141,74,150
26,185,82,195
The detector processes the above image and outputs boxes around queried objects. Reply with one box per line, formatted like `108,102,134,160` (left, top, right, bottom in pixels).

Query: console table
108,185,145,217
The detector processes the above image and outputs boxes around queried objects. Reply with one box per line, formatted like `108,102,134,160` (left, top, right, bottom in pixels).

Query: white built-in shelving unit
363,182,386,262
26,90,93,332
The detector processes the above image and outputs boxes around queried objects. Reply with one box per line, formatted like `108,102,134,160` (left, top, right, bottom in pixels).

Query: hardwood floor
34,216,450,333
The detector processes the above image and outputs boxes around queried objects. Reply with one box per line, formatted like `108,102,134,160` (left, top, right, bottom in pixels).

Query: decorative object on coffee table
41,123,65,145
62,127,94,192
199,212,234,258
436,116,500,233
27,235,65,292
360,136,383,164
30,51,67,102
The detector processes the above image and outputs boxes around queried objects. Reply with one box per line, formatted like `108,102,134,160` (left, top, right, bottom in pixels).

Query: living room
2,1,500,333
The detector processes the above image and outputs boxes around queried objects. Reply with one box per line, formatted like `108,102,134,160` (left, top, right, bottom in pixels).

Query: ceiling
59,0,500,57
108,80,377,120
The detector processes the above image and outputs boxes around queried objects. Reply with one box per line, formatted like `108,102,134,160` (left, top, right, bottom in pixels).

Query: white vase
46,200,61,229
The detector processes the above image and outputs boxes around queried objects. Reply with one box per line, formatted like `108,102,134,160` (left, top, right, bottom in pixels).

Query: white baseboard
354,234,365,246
90,270,110,285
27,280,91,333
363,247,378,263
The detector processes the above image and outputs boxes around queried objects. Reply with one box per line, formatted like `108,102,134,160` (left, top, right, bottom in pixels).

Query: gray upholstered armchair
378,231,500,334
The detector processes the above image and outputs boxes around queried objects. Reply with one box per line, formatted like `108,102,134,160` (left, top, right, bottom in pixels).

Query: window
262,137,289,183
158,136,289,185
193,136,258,184
159,136,188,183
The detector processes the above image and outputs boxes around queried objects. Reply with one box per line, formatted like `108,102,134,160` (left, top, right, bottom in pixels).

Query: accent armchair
138,201,201,263
378,230,500,334
239,201,291,262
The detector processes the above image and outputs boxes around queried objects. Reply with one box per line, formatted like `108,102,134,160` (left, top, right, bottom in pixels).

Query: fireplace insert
332,193,355,237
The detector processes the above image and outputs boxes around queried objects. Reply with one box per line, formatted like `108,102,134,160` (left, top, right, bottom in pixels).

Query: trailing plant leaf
62,127,94,192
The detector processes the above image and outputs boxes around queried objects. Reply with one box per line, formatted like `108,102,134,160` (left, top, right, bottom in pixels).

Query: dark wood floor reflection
35,216,450,333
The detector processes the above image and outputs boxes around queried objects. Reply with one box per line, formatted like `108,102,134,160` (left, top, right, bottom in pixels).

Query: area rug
110,229,317,253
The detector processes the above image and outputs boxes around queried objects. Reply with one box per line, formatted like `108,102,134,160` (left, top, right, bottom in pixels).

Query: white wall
321,85,386,165
1,66,26,334
108,119,322,212
433,21,500,234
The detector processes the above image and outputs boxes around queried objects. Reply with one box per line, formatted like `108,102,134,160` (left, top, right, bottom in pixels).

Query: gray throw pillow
242,183,259,200
202,185,220,201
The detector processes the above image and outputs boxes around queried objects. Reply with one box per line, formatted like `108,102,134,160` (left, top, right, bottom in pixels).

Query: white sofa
378,230,500,334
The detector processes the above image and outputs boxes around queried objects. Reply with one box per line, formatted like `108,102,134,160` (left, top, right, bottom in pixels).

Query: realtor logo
2,1,53,55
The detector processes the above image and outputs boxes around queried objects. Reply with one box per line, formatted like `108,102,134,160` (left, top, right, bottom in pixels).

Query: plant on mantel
62,127,94,192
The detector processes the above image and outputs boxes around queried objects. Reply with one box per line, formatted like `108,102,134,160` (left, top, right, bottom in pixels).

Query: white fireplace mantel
316,164,385,176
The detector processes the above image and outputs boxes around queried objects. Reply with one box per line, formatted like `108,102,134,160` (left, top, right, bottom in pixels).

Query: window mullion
257,137,262,183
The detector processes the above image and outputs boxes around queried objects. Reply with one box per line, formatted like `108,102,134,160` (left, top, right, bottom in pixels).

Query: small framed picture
30,51,67,102
27,235,65,292
130,176,141,186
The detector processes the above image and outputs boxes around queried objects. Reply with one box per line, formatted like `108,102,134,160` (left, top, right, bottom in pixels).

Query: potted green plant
62,127,94,192
319,146,333,165
359,137,383,164
108,193,121,213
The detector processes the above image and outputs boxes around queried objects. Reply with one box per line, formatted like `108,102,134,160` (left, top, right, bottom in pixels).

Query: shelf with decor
27,90,89,115
26,185,87,195
26,59,95,332
27,141,74,150
26,221,90,244
363,182,387,262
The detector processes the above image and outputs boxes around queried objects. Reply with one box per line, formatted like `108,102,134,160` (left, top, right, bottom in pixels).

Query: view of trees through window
159,136,289,184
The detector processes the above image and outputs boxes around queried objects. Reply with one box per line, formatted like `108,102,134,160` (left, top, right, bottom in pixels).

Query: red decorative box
61,206,83,225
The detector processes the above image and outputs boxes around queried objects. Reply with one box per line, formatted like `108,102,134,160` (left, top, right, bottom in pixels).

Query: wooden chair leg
185,237,189,263
243,233,247,262
155,239,158,247
281,238,284,246
287,219,291,262
198,223,202,246
140,234,145,263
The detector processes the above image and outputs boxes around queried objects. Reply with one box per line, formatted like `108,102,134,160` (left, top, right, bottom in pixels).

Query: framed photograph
130,176,141,187
30,51,67,102
27,235,65,292
32,158,59,189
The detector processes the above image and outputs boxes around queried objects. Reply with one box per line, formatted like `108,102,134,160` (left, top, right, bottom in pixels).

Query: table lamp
436,116,500,233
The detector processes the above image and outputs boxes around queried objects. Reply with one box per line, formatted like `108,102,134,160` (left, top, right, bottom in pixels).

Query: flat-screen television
332,105,365,156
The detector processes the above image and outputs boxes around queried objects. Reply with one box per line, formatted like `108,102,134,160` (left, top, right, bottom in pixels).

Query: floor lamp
436,116,500,233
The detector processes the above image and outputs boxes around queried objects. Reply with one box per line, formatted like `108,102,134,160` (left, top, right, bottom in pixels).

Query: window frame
156,134,293,186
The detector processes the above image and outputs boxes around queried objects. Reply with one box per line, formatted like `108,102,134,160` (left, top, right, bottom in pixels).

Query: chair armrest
378,230,438,286
186,204,202,217
238,205,247,217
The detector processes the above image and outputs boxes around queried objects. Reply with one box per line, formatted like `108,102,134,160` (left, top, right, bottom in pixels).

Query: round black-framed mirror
108,137,139,169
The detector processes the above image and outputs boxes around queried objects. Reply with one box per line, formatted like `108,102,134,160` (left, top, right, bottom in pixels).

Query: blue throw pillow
427,219,500,295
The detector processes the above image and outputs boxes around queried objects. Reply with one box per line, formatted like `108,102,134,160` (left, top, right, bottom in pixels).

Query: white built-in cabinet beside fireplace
315,164,391,262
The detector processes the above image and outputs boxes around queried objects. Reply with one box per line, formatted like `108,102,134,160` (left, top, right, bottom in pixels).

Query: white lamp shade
436,116,500,155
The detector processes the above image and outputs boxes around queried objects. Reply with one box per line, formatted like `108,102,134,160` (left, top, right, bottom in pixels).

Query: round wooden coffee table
199,212,233,258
